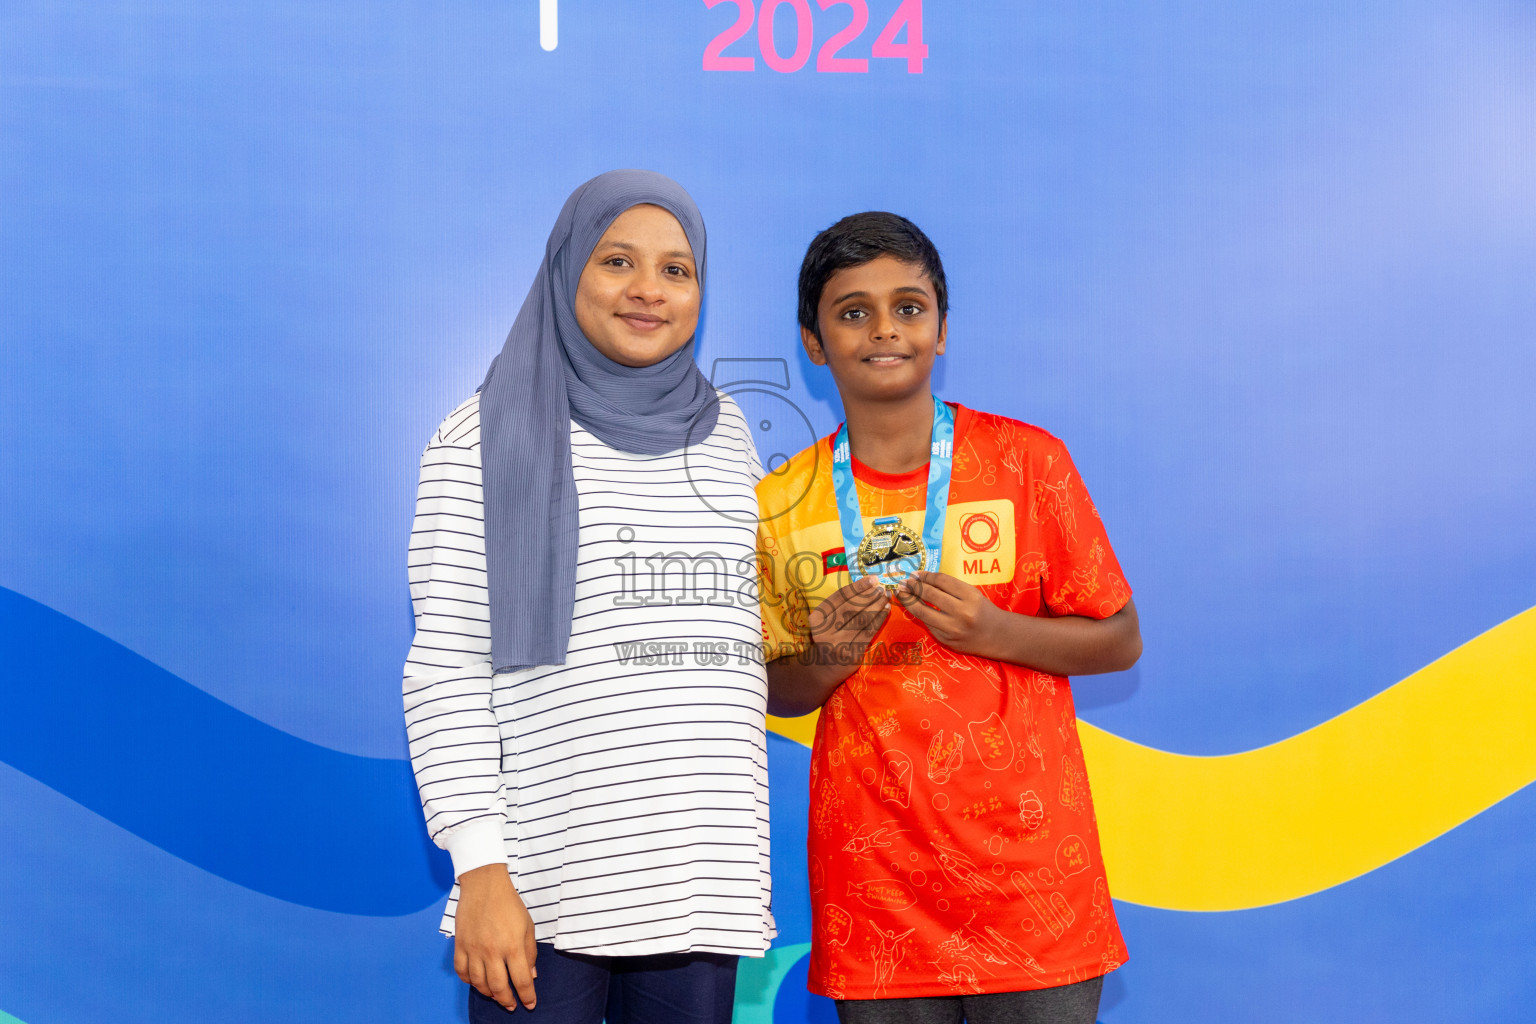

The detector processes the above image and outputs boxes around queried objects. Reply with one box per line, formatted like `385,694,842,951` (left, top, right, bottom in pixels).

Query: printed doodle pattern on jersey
756,404,1132,999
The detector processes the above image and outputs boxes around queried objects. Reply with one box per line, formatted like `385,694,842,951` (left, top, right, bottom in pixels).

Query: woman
403,170,773,1024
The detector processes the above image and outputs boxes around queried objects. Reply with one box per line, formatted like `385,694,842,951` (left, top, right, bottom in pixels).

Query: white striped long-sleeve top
404,391,775,956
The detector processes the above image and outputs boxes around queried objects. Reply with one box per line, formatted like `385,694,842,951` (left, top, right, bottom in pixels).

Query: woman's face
574,204,701,368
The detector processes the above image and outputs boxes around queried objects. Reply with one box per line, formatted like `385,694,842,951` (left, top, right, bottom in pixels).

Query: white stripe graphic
539,0,558,51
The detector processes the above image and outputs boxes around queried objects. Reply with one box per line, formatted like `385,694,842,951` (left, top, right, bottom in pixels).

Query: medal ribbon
831,397,956,585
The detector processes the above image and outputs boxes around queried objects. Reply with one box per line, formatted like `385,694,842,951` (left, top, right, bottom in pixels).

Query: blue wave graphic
0,586,452,915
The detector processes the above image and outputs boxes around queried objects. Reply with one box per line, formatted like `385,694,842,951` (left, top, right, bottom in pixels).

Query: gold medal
855,516,927,587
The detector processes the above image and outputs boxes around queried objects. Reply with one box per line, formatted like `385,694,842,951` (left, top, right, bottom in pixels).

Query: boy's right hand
808,574,892,654
767,575,890,717
454,863,538,1012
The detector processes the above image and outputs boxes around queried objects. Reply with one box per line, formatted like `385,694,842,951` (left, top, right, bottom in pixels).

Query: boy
757,212,1142,1024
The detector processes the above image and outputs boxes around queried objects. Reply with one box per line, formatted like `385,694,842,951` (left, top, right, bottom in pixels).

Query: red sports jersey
757,404,1130,1000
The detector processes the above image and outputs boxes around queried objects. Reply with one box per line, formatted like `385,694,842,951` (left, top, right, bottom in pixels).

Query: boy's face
801,255,947,405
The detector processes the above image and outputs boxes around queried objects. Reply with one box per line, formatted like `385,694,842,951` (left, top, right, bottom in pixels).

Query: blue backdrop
2,2,1534,1021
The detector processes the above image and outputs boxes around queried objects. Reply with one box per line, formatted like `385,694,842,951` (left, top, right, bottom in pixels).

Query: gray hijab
478,170,718,673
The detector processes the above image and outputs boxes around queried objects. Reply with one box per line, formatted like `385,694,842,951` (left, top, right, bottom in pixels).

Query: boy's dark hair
797,212,948,341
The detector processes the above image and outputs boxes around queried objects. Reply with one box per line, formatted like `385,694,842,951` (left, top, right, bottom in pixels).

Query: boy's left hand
896,571,1006,659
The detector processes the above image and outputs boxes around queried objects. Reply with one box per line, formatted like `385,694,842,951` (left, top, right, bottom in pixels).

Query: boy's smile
801,255,947,404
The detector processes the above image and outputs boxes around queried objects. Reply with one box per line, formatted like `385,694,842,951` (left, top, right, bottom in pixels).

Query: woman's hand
453,863,538,1012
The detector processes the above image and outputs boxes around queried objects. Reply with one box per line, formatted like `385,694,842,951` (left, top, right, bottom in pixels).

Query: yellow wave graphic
767,605,1536,912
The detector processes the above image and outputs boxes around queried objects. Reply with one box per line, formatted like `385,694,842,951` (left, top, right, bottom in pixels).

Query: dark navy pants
834,976,1103,1024
467,943,738,1024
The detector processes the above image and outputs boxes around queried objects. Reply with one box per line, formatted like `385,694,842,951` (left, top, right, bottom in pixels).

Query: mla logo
942,501,1014,582
959,511,1000,554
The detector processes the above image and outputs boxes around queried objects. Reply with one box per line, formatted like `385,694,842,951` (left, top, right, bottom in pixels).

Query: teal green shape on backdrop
734,943,811,1024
